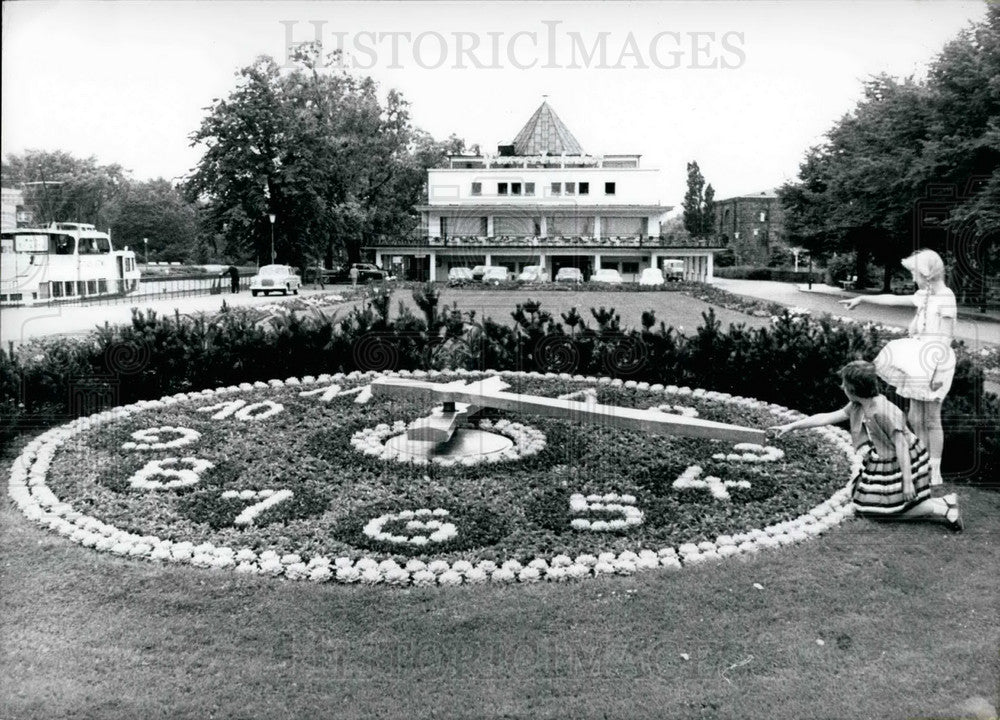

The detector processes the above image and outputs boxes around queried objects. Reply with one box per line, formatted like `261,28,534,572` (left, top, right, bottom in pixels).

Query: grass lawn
363,287,775,333
2,483,997,720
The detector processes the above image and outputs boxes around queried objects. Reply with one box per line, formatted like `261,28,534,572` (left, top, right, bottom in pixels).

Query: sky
1,0,989,212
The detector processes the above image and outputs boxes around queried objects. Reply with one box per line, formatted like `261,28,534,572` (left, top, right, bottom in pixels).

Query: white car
555,267,584,284
250,264,301,296
448,267,474,284
517,265,546,282
481,266,511,284
590,268,623,284
639,268,665,286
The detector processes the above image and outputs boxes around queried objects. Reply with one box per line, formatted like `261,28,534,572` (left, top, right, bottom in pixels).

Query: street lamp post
143,238,148,266
268,214,276,263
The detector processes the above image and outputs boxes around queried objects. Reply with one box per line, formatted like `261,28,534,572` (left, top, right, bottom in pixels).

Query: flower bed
8,371,859,586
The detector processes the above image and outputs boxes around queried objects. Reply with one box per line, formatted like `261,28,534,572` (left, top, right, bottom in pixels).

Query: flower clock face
8,370,859,587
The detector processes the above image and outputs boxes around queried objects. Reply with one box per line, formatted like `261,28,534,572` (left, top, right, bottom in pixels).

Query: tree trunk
882,263,893,293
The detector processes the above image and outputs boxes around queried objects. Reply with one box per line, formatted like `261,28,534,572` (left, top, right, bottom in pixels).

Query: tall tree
186,52,468,269
780,7,999,292
682,161,709,238
105,179,198,261
701,184,716,238
2,150,129,228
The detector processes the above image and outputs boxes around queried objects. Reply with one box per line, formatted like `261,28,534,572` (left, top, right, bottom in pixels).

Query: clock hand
372,377,766,444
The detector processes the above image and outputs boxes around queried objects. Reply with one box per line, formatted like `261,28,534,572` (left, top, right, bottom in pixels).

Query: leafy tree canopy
2,150,129,229
185,51,469,269
779,6,999,293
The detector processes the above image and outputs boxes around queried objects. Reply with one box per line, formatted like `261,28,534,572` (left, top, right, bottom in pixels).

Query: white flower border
6,369,858,587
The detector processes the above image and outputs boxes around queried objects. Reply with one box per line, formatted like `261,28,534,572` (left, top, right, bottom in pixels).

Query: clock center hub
384,428,514,461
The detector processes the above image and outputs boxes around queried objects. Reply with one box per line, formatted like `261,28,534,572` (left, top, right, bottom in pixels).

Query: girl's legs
908,399,944,484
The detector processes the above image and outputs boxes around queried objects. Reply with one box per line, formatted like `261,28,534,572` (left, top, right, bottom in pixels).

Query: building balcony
366,235,725,249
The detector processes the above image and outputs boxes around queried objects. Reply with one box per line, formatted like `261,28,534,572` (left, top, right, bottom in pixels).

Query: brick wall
714,194,786,266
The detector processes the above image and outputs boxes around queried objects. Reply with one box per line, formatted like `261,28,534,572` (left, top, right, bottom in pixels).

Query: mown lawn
366,287,775,332
1,481,997,720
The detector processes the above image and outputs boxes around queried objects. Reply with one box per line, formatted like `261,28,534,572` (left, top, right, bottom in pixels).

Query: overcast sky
1,0,989,210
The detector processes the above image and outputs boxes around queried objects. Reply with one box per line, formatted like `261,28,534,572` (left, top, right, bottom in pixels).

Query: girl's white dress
874,288,957,401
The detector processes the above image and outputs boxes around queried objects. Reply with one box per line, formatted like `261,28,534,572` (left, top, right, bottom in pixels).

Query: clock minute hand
371,377,766,444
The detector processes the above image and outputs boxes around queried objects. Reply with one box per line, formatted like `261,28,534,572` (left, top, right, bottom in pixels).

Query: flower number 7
221,489,294,526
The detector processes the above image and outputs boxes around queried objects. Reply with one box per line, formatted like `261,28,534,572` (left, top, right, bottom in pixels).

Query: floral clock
7,370,859,586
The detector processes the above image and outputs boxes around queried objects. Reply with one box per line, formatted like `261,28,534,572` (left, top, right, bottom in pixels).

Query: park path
711,278,1000,349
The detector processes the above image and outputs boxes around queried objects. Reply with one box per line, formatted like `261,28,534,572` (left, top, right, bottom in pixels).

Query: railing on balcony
367,235,725,249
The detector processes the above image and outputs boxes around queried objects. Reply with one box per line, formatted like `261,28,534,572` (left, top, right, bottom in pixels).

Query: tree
186,52,468,270
780,7,1000,293
105,179,198,262
682,162,716,239
1,150,129,228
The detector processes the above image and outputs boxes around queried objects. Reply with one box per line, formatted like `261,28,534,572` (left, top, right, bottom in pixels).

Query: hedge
2,284,997,487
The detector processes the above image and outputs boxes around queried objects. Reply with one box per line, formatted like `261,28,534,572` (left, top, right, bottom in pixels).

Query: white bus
0,222,141,305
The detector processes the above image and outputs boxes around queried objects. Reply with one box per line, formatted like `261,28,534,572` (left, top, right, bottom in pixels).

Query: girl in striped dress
769,361,962,529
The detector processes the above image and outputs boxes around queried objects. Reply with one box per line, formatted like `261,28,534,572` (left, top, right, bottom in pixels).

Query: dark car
350,263,390,282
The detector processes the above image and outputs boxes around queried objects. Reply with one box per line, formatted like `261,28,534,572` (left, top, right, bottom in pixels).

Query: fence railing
366,235,725,249
1,273,254,309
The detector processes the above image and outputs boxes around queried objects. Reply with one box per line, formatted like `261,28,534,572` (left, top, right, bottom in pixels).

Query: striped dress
846,396,931,516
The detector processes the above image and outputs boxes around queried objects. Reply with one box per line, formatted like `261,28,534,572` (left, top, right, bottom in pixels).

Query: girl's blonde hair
901,249,946,282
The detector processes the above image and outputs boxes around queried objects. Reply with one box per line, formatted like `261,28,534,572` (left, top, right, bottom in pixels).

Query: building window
498,182,508,196
525,182,535,196
565,182,576,195
579,182,589,195
759,211,767,222
622,262,639,275
511,182,522,196
471,182,482,196
605,182,616,195
551,182,561,196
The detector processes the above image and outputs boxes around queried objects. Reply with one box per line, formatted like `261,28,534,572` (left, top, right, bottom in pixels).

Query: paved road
0,287,354,347
711,278,1000,351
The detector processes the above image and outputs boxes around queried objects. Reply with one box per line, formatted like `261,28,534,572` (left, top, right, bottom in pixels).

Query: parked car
250,264,301,296
662,259,685,282
471,265,488,282
303,262,347,285
518,265,547,283
590,268,623,284
481,266,511,284
639,267,665,287
448,267,474,286
350,263,390,282
554,267,584,284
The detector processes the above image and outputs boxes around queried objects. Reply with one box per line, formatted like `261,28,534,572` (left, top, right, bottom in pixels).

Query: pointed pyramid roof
510,101,584,156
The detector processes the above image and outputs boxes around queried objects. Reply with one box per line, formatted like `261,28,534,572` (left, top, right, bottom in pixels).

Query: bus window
79,238,95,254
95,237,111,253
54,235,74,255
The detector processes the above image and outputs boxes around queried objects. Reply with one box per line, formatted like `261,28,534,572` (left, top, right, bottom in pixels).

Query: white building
1,188,29,231
366,101,721,282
